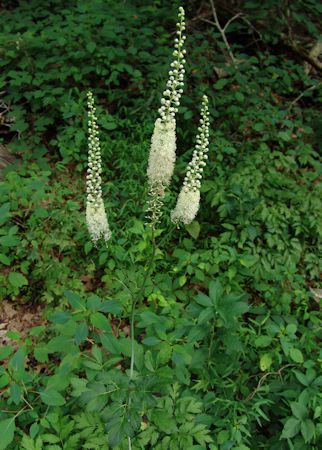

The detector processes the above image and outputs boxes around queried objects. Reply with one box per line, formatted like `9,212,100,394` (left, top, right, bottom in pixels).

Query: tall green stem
129,225,156,380
128,226,156,450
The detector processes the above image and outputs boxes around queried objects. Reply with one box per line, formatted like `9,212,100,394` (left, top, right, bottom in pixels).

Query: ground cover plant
0,0,321,449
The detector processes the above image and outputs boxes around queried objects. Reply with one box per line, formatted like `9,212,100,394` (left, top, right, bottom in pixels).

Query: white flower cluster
146,118,176,192
171,95,210,225
146,7,186,204
86,91,111,245
158,6,186,123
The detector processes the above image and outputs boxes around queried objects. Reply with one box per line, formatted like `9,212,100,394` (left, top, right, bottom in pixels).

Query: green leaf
282,417,301,440
198,307,215,325
40,389,66,406
9,348,25,373
108,424,123,448
293,370,309,386
34,346,49,363
0,345,13,360
87,294,101,312
101,333,120,354
92,346,102,364
99,300,122,315
75,322,88,346
209,280,223,304
142,336,160,346
254,336,272,348
10,383,21,404
185,220,200,239
0,203,10,226
0,418,15,450
301,419,315,443
260,353,272,371
86,42,96,53
0,235,18,246
64,290,85,311
291,402,308,421
194,292,212,307
290,348,304,363
214,78,229,90
90,312,112,331
0,254,11,265
49,311,71,325
8,272,28,288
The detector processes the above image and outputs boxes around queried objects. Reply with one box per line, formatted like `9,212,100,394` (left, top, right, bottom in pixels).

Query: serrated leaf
75,322,88,346
48,311,71,325
0,254,10,265
40,389,66,406
194,291,212,307
101,333,120,354
185,220,200,239
10,384,21,404
0,345,13,360
290,402,308,421
301,419,315,443
281,417,300,439
99,300,122,315
254,335,272,348
198,307,215,325
8,272,28,288
90,312,111,331
290,348,304,363
64,290,85,311
142,336,160,346
0,418,15,450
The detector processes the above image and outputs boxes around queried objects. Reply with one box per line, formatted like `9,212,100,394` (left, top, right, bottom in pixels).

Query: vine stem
128,225,156,450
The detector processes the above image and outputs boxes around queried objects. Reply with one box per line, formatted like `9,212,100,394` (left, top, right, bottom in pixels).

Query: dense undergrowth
0,0,321,448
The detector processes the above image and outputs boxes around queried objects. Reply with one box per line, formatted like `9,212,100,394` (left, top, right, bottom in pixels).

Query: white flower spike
171,95,210,226
147,6,186,195
86,91,111,245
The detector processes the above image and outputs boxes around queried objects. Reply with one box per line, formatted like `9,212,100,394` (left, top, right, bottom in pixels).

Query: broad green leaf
0,345,13,360
260,353,272,371
90,312,112,331
185,220,200,239
290,348,304,363
0,254,10,265
198,307,215,325
10,383,21,405
101,333,120,354
281,417,300,439
301,419,315,443
290,402,308,421
75,322,88,346
40,389,66,406
209,280,223,304
142,336,160,346
99,300,122,315
254,336,272,348
49,311,71,325
194,291,212,307
64,290,85,311
8,272,28,288
87,294,101,312
9,347,25,372
0,235,18,246
0,418,15,450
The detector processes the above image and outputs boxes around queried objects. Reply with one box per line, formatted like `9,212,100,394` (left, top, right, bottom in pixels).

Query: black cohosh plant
85,6,211,448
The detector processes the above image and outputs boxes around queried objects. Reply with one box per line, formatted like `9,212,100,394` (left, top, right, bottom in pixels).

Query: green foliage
0,0,321,449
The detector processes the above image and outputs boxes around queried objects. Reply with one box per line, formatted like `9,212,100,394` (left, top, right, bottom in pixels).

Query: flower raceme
171,95,210,225
86,91,111,245
146,6,186,196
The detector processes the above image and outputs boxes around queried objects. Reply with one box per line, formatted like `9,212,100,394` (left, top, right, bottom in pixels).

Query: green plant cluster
0,0,321,449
